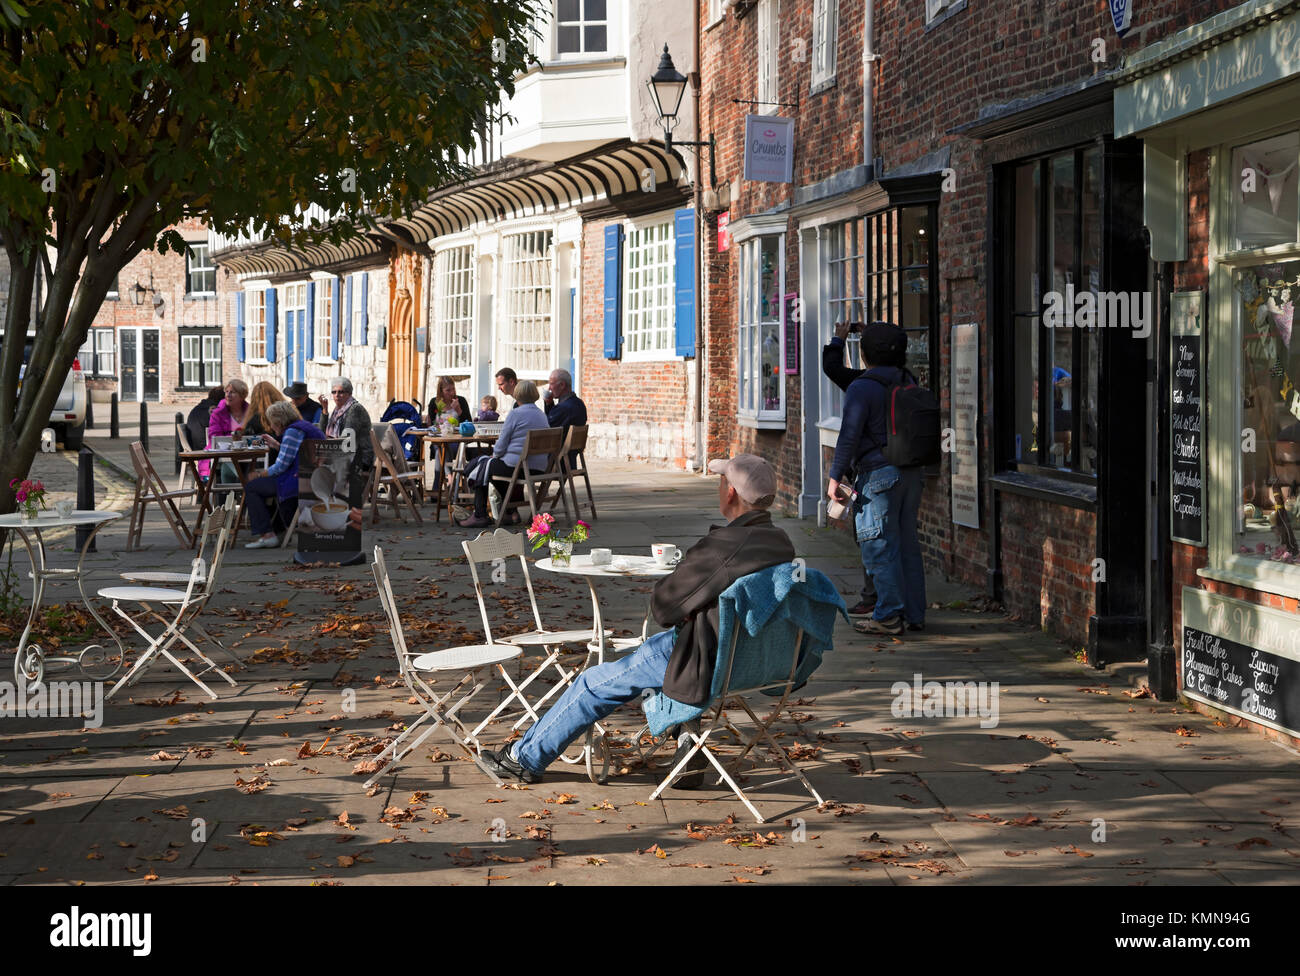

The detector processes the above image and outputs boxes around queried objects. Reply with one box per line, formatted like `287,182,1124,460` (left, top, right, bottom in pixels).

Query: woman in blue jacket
243,399,325,548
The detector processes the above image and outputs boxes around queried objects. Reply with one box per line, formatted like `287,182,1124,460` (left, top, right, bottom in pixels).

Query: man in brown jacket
478,454,796,785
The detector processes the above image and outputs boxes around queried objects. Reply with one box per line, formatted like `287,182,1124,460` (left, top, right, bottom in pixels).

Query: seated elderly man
478,453,795,786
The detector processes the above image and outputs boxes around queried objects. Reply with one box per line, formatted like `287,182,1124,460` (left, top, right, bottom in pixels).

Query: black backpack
865,369,942,468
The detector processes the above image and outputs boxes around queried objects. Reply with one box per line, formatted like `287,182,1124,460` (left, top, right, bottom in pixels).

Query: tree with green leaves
0,0,536,512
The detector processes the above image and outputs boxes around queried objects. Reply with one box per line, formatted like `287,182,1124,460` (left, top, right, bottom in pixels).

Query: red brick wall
579,217,694,466
998,494,1098,640
86,217,233,409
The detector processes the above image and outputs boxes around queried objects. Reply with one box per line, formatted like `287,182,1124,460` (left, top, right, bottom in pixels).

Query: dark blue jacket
546,394,587,434
298,399,323,426
829,366,906,481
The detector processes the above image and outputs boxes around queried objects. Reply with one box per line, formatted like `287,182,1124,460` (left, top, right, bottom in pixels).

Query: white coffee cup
590,548,612,566
652,543,681,567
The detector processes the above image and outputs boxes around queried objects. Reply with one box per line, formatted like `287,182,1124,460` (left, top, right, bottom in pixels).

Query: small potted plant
526,512,590,568
10,478,48,521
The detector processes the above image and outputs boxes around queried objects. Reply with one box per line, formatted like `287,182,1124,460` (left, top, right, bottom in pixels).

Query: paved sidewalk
1,460,1297,886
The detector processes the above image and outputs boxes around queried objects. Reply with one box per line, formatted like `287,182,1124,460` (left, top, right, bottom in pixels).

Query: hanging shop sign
718,211,731,252
950,322,979,529
1170,291,1206,547
1182,587,1300,738
1109,0,1133,37
743,115,794,184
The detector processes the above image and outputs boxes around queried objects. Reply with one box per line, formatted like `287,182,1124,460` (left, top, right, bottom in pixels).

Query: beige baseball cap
708,454,778,507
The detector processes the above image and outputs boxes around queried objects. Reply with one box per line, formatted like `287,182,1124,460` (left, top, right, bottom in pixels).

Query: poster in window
295,436,365,566
782,293,799,374
1170,290,1205,547
950,323,979,529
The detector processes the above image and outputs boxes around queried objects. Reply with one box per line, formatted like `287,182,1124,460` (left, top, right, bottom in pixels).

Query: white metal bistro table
534,552,673,782
1,509,125,686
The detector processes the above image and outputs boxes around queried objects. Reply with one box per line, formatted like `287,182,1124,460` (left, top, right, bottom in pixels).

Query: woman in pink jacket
201,378,251,480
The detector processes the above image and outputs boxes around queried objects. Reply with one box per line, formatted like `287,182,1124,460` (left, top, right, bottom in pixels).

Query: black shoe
846,599,877,617
476,744,543,784
907,621,925,632
854,615,905,636
670,737,709,790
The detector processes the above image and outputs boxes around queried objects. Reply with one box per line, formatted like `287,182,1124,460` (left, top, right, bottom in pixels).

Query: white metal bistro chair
462,529,610,739
100,531,239,701
364,545,521,789
114,495,241,671
646,619,825,823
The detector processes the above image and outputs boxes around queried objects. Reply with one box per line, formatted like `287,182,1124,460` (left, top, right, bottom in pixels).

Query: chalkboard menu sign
1170,291,1205,547
1183,588,1300,738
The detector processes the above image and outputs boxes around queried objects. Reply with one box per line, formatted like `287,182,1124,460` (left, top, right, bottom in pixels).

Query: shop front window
738,235,785,422
1235,260,1300,564
1231,132,1299,251
1005,145,1103,476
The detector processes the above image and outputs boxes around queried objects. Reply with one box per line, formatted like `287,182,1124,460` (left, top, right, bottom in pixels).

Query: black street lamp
647,44,716,188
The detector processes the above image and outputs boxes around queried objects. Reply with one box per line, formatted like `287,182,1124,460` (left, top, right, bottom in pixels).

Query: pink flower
15,490,26,503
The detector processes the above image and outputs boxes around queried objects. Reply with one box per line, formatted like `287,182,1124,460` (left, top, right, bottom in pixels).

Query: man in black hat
284,381,323,426
823,321,876,618
827,322,926,636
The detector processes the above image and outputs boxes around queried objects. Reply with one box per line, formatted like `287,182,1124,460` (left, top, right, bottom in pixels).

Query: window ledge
245,358,270,367
810,75,837,96
1197,560,1300,603
989,470,1098,511
923,0,967,33
738,414,786,431
184,294,216,302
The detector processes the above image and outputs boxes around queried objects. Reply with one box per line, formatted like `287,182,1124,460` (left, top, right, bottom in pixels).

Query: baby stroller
380,399,423,460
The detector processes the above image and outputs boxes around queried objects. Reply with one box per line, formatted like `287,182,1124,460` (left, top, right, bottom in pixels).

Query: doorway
118,327,160,402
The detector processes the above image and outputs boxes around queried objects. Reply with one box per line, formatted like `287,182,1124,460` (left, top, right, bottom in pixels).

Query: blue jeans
854,464,926,625
513,629,675,775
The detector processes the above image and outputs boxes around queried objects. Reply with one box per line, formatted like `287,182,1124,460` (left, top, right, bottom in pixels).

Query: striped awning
213,231,388,276
390,140,684,242
212,140,684,274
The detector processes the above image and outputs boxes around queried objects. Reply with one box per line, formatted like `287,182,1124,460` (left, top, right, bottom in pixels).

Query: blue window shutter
306,281,316,362
345,275,354,346
603,223,624,359
236,292,246,362
360,274,369,345
265,288,278,364
286,307,295,379
331,277,341,360
674,208,696,357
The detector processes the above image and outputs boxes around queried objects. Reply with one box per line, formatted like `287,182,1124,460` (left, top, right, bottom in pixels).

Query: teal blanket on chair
642,563,847,738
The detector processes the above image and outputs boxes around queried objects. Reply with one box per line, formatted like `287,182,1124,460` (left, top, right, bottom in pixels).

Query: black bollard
109,393,119,439
173,412,183,477
75,447,96,551
85,394,95,430
139,401,149,455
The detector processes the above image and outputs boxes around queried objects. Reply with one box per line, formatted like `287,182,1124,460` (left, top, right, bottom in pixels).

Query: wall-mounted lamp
647,44,716,188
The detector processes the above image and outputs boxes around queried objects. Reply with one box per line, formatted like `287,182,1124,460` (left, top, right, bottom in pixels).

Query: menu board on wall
950,323,979,528
1170,291,1206,547
1182,588,1300,738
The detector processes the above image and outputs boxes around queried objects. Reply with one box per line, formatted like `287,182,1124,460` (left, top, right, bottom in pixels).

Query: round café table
178,446,270,546
535,552,674,782
416,431,499,521
0,509,125,687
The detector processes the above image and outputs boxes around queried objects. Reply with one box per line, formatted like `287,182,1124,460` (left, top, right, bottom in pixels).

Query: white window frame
500,229,555,375
707,0,725,27
756,0,780,111
180,333,203,388
246,289,267,363
350,273,366,347
810,0,838,91
622,215,677,362
434,246,476,371
315,277,335,362
737,233,787,427
553,0,610,58
185,244,216,296
77,327,116,377
821,217,865,427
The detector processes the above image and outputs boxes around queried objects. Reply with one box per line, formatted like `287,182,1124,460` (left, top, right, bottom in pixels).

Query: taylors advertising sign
743,114,794,184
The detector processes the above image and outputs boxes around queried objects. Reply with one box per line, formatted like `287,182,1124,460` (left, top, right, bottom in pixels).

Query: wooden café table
177,445,270,546
416,430,500,521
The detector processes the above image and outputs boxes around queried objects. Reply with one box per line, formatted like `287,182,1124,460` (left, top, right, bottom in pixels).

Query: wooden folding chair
175,423,197,493
549,424,597,521
489,427,571,528
126,441,196,550
368,428,425,525
363,545,521,788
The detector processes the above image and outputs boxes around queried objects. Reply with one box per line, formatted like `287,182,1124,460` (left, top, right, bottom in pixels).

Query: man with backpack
827,322,934,636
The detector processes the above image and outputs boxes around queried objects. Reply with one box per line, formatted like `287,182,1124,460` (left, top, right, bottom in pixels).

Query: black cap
861,322,907,367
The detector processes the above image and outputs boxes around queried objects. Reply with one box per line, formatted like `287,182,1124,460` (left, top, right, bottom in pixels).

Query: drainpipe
863,0,875,175
691,0,705,472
